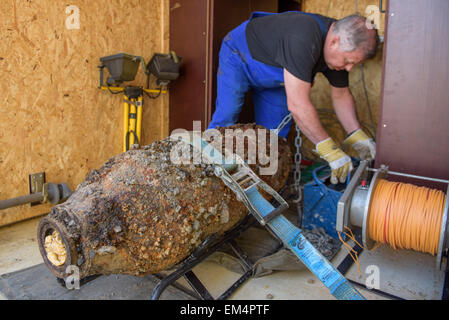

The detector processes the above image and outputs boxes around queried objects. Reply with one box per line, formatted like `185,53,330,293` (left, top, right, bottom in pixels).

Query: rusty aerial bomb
37,124,292,279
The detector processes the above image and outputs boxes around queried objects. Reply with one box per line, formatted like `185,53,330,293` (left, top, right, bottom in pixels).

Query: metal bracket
379,0,386,13
98,65,105,89
124,86,143,99
337,161,370,232
124,99,143,107
29,172,46,206
361,165,388,250
0,176,71,211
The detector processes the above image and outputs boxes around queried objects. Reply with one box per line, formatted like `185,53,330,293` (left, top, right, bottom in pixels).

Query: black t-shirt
245,12,349,88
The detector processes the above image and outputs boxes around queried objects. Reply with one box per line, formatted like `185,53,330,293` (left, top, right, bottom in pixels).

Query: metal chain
293,123,303,226
293,124,302,203
274,113,293,135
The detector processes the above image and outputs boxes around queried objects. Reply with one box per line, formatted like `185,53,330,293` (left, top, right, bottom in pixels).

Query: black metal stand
442,254,449,300
336,234,404,300
56,274,101,288
150,214,282,300
52,213,282,299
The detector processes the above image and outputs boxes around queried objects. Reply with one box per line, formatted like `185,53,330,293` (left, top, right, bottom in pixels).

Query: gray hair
332,14,379,59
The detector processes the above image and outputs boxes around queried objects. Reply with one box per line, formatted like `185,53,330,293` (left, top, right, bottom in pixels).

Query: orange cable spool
368,179,446,255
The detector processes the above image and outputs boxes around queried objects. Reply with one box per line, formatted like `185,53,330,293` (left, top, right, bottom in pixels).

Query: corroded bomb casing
38,124,292,279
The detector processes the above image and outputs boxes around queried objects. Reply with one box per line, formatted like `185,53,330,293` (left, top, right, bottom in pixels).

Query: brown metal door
169,0,210,132
169,0,278,133
375,0,449,189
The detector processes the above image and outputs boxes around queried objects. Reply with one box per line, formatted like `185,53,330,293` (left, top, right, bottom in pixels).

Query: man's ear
328,23,340,50
330,35,340,50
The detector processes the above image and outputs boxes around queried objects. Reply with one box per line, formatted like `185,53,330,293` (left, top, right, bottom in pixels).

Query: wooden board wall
299,0,386,160
0,0,169,226
303,0,385,34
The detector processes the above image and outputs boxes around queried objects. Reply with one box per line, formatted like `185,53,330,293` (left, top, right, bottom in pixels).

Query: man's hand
316,138,353,184
342,129,376,160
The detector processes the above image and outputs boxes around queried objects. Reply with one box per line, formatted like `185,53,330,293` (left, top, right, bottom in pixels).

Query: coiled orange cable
368,179,446,255
338,227,364,275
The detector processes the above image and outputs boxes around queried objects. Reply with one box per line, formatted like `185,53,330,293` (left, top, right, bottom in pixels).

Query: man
208,11,379,184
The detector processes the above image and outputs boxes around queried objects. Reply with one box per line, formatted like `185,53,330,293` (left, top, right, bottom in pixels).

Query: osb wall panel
0,0,169,226
303,0,385,34
298,0,385,160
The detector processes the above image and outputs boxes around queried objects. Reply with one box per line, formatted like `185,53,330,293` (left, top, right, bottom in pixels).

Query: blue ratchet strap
174,133,365,300
245,187,365,300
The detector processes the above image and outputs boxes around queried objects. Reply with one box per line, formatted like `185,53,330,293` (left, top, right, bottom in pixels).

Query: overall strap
299,12,329,73
300,11,328,39
249,11,328,39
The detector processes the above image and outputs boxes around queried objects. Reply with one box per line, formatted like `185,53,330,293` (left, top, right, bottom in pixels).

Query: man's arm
283,69,328,144
284,68,353,184
330,85,360,134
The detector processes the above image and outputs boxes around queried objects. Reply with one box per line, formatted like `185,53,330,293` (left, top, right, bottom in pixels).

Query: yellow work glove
316,138,353,184
342,129,376,160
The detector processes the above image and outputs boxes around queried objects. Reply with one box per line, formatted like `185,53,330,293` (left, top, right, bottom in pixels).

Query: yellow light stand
99,86,167,153
98,52,178,152
99,86,167,152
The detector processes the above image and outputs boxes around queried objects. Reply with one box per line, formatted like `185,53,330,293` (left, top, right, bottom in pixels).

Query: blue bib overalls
208,11,328,138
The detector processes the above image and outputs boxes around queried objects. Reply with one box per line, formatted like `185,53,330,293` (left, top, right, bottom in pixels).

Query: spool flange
436,185,449,269
361,165,388,250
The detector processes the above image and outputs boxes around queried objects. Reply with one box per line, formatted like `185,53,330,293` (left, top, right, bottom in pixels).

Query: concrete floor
0,216,445,300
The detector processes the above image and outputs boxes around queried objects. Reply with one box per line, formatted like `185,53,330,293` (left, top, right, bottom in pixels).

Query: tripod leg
123,95,130,152
136,95,143,145
129,98,137,147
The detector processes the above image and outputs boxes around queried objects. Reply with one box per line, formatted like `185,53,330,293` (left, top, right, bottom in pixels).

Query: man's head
324,14,379,72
